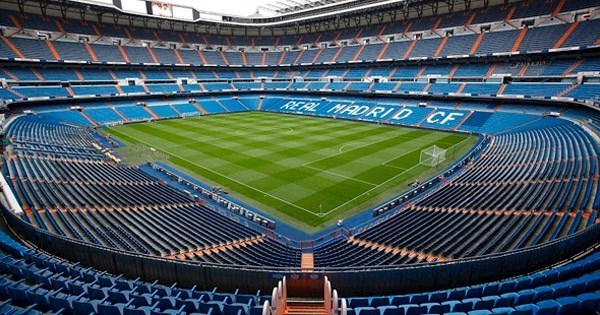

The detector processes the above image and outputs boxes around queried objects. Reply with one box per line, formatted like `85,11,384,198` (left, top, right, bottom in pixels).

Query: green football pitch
106,111,478,233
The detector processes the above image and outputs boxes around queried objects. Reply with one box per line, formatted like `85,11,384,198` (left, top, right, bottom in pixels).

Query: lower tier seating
341,249,600,315
314,118,599,267
2,115,302,268
2,97,598,269
0,229,270,315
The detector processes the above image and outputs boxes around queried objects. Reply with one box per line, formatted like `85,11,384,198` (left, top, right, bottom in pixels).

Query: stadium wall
3,202,599,297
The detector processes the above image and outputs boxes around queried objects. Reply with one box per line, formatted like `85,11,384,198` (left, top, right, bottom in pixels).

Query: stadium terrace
0,0,597,314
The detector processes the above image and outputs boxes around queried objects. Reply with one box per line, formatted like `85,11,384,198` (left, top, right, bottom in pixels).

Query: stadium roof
2,0,504,35
128,0,363,18
67,0,411,26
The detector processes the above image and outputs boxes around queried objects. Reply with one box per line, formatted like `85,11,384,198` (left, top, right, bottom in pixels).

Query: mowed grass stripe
136,115,380,206
108,124,319,216
106,112,477,231
307,131,432,176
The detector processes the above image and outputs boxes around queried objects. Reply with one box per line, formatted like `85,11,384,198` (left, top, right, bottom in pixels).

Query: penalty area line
115,131,322,218
235,127,295,135
322,135,475,216
321,161,425,216
302,164,379,187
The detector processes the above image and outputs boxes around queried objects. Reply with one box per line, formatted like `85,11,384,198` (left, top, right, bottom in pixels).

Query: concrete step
284,301,328,315
284,308,328,315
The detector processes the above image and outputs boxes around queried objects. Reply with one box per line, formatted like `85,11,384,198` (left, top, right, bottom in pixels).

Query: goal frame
420,145,447,167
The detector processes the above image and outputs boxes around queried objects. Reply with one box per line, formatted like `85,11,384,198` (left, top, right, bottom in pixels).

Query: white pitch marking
235,127,294,135
321,161,426,216
382,164,407,171
116,131,321,217
162,139,207,150
338,142,368,154
302,164,378,187
307,132,405,166
379,143,429,168
118,121,474,219
321,134,475,216
307,130,440,167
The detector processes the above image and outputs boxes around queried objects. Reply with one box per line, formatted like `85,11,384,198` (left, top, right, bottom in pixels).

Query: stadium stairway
301,253,314,270
77,110,98,127
285,302,328,315
142,105,161,120
0,12,596,67
270,276,335,315
0,0,597,312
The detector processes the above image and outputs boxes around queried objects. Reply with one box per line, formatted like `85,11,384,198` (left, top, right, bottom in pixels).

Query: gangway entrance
264,276,345,315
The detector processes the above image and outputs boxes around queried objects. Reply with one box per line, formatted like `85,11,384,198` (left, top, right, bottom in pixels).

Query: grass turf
105,111,477,233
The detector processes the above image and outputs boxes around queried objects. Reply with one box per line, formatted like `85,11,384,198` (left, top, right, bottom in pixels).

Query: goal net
420,145,446,167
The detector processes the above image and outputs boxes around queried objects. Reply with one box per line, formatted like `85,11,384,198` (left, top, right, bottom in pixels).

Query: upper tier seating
0,57,595,82
0,0,595,53
0,13,597,66
0,57,598,104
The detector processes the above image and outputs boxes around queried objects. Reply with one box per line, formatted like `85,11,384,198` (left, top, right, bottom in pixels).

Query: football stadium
0,0,597,313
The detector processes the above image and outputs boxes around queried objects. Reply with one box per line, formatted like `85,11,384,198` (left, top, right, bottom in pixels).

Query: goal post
420,145,447,167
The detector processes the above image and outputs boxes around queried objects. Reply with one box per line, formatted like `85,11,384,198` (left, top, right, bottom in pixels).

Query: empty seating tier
2,115,301,268
314,118,599,267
